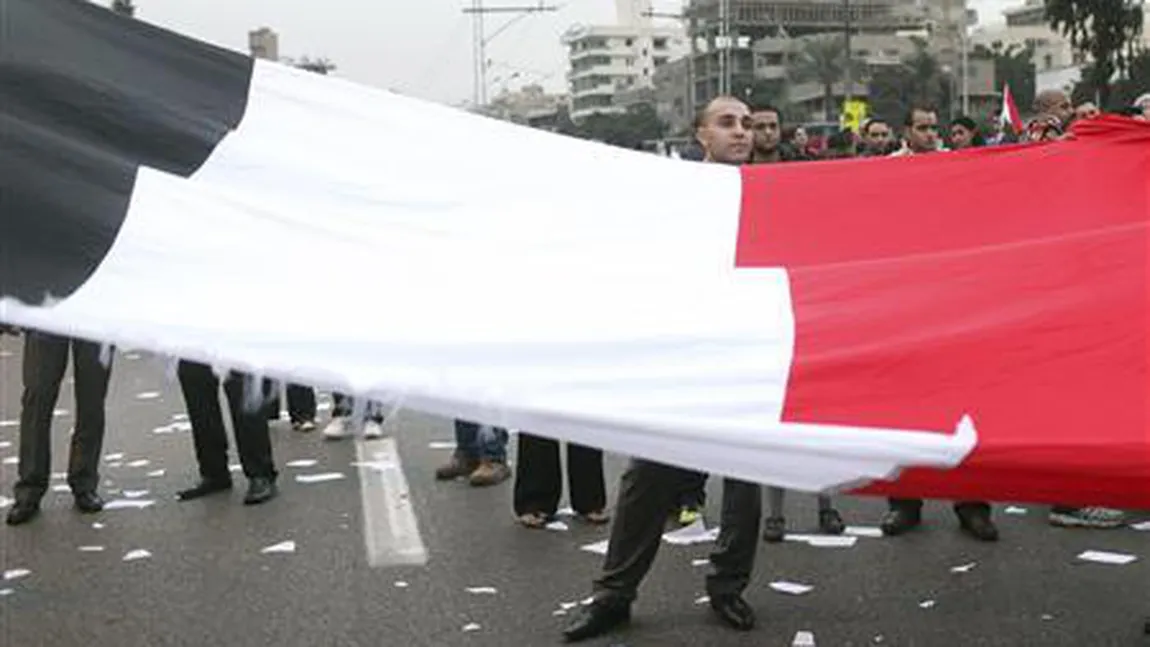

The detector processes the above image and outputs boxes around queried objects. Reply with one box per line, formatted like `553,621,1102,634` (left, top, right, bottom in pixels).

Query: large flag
2,0,1148,507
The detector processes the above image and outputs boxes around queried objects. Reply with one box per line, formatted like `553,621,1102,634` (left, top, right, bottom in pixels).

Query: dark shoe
434,455,478,480
957,509,999,541
880,508,922,536
561,598,631,642
73,491,105,513
762,516,786,542
818,508,845,535
5,501,40,526
709,593,755,631
177,479,233,501
243,477,278,505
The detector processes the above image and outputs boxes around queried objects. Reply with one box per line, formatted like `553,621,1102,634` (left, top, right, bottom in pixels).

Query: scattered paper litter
785,534,858,548
78,546,105,552
462,623,481,632
52,472,67,480
556,506,576,517
146,469,166,478
427,441,456,450
261,541,296,554
53,409,69,417
769,581,814,596
3,569,31,581
285,459,318,468
919,599,937,609
545,520,569,532
0,496,12,510
104,499,155,510
107,462,123,468
92,522,105,529
228,463,242,473
950,562,977,573
295,472,345,484
559,602,578,611
0,441,11,449
135,391,161,400
171,413,188,421
103,453,125,462
0,420,16,428
153,421,193,434
465,586,498,595
792,631,817,647
694,595,711,605
691,558,711,567
52,484,70,493
316,401,333,412
1129,521,1150,531
663,519,720,545
127,459,150,468
844,526,883,538
122,490,150,499
2,457,17,465
1004,506,1028,515
580,540,609,556
122,549,151,562
552,609,567,616
0,589,12,597
1041,614,1054,621
394,581,409,588
1077,550,1137,565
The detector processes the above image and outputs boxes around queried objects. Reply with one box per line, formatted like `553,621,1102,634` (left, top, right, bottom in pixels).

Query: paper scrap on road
792,631,817,647
103,453,125,462
79,546,105,552
0,420,15,428
581,540,609,556
135,392,161,400
123,549,151,562
1004,506,1028,515
285,459,318,468
1041,614,1054,621
552,609,567,616
462,623,481,632
1129,521,1150,531
2,457,17,465
52,484,70,493
394,581,409,588
466,587,498,595
844,526,883,538
123,490,150,499
427,441,456,450
785,534,858,548
769,581,814,595
545,520,569,532
919,599,937,609
663,519,720,545
295,472,346,484
1077,550,1137,565
261,541,296,554
107,461,123,468
556,506,576,517
92,522,105,529
694,595,710,605
146,469,166,477
0,589,12,597
560,601,578,611
0,496,12,510
0,441,11,449
127,459,150,468
104,499,155,510
3,569,31,581
228,463,242,473
172,413,189,421
52,472,66,480
950,562,977,573
53,409,69,417
692,558,711,567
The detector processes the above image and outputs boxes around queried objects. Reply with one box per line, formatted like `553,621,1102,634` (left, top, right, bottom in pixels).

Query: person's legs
8,331,69,524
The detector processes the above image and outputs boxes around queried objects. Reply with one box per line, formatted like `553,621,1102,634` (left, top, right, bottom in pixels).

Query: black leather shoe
709,593,755,631
74,491,105,513
177,479,233,501
957,509,999,541
561,598,631,642
880,508,922,536
243,477,277,505
5,501,40,526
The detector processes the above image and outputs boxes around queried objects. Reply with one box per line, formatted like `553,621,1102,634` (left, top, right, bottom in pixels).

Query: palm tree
787,35,866,121
901,38,947,108
110,0,135,17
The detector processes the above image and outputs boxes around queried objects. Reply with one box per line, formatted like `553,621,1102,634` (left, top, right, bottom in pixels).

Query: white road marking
355,437,428,567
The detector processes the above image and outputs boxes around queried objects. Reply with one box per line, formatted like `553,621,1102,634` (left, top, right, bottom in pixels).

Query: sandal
581,510,611,525
517,512,549,529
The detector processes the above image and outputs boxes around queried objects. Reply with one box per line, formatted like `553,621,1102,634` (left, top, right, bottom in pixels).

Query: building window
654,38,668,49
625,38,633,46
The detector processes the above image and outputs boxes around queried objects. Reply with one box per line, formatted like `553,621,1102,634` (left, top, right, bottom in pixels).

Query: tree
973,42,1036,115
866,39,947,123
110,0,135,17
1073,47,1150,107
1046,0,1143,106
293,57,337,75
787,35,865,121
569,103,667,150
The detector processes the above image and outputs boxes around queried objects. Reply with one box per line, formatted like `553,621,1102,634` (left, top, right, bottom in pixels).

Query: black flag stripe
0,0,253,304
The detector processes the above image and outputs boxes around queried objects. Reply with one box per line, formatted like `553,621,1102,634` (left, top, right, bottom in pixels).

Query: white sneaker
363,420,385,439
323,417,350,440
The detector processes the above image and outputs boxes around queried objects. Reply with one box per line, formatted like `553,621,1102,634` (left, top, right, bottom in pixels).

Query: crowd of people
1,85,1146,643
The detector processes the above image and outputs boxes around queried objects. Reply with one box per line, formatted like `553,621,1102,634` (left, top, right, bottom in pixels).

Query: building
562,0,688,121
480,84,570,130
249,27,279,61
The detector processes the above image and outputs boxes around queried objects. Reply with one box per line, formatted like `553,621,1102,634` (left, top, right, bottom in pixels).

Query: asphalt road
0,335,1147,646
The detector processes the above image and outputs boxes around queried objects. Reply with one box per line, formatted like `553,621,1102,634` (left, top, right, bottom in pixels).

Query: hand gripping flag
2,0,1148,507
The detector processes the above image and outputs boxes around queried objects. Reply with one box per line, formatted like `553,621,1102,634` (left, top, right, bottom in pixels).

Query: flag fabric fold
1,0,1148,507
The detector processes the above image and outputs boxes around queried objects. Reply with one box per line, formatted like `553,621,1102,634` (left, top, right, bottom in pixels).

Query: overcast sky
118,0,1018,107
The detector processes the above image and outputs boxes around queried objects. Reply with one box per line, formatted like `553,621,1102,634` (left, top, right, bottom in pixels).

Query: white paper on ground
844,526,883,538
792,630,816,647
0,589,12,596
52,484,70,493
79,546,105,552
919,599,936,609
52,472,67,480
127,459,150,468
103,453,125,462
228,463,242,473
0,441,11,449
172,413,189,421
3,569,31,581
53,409,69,417
785,534,858,548
556,506,576,517
769,581,814,595
1004,506,1028,515
107,461,123,468
394,581,409,588
316,401,333,412
261,541,297,554
691,558,710,567
122,549,151,562
135,392,162,400
662,519,720,545
2,457,17,465
0,420,16,427
1077,550,1137,565
92,522,105,529
466,587,498,595
427,441,456,450
104,499,155,510
581,540,609,556
146,469,166,477
545,520,569,532
462,623,481,632
0,496,12,509
552,609,567,616
295,472,346,484
560,602,578,611
1129,521,1150,531
950,562,977,573
122,490,150,499
694,595,710,605
286,459,318,468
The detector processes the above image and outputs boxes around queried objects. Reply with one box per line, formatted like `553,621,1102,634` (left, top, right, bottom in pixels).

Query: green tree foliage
866,39,948,123
1073,47,1150,108
567,103,667,150
787,35,865,121
1046,0,1143,106
972,42,1036,114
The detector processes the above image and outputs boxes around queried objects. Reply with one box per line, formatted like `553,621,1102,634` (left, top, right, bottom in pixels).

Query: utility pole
718,0,731,96
643,6,696,136
843,0,853,111
463,1,557,109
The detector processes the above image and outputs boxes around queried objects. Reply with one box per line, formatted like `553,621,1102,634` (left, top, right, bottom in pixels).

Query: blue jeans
454,419,508,462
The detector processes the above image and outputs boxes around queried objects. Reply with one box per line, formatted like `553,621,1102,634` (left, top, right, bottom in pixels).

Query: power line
462,1,559,107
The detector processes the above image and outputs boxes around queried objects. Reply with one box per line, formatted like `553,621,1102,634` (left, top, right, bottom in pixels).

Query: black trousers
13,332,111,503
332,392,384,423
177,360,277,482
267,384,316,423
890,498,991,518
513,433,605,517
592,459,761,602
676,470,708,508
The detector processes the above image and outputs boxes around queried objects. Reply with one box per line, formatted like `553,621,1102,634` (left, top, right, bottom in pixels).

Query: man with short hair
860,117,894,156
562,95,764,643
891,106,941,156
1033,89,1074,126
